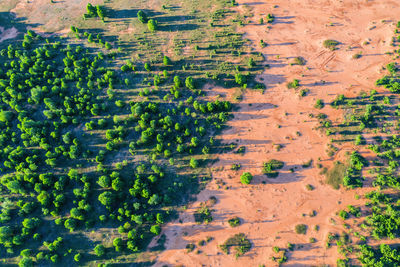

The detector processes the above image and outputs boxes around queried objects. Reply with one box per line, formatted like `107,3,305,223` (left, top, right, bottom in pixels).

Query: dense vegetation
0,0,263,265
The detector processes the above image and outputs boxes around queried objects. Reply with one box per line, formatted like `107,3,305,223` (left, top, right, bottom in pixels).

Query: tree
185,76,195,90
240,172,253,185
113,237,123,252
150,224,161,235
18,257,33,267
98,191,114,207
147,19,158,32
235,73,246,85
190,158,199,168
98,175,111,188
163,55,171,66
137,10,148,23
74,253,82,262
93,244,106,257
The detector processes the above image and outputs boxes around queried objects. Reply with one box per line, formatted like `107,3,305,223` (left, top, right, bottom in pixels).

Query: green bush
240,172,253,185
295,224,307,234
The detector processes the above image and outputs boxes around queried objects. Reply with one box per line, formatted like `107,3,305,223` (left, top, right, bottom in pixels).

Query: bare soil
153,0,400,266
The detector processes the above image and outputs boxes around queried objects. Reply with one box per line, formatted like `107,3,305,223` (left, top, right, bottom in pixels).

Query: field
1,0,400,266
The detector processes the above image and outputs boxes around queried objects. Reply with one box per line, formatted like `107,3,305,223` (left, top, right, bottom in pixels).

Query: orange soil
152,0,400,266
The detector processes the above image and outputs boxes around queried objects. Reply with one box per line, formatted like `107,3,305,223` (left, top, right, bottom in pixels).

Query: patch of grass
326,161,348,189
323,39,339,50
220,233,252,257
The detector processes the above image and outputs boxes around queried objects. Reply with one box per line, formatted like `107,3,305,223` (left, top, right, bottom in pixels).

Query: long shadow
158,23,200,32
156,15,195,23
272,16,295,24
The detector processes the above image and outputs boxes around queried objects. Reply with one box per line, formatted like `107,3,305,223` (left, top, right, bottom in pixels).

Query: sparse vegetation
228,217,241,227
323,39,339,50
262,159,284,178
220,233,251,257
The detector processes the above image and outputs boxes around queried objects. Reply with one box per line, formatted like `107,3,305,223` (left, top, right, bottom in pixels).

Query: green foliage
314,99,325,109
228,217,241,227
194,203,213,224
148,19,158,32
94,244,106,257
287,79,299,89
323,39,339,50
295,224,307,234
262,159,284,178
137,10,148,23
220,233,251,257
240,172,253,185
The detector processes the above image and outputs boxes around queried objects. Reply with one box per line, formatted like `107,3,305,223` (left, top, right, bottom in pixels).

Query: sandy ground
152,0,400,266
11,0,103,32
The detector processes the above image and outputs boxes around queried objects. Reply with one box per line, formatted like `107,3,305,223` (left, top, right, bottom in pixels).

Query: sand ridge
153,0,400,266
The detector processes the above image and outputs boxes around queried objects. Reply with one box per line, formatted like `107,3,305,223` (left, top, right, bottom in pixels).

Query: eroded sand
154,0,400,266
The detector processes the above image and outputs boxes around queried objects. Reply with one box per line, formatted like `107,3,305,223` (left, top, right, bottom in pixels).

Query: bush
148,19,158,32
228,217,241,227
240,172,253,185
137,10,148,23
338,210,349,220
262,159,284,178
295,224,307,234
94,244,106,257
220,233,251,257
323,39,339,50
287,79,299,89
314,99,325,109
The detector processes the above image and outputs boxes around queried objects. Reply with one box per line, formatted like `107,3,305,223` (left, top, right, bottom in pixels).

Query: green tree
94,244,106,257
98,191,114,207
137,10,148,23
240,172,253,185
163,55,171,66
147,19,158,32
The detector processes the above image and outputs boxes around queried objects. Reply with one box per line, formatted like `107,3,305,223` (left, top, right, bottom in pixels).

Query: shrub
314,99,325,109
323,39,339,50
194,203,213,224
240,172,253,185
235,73,246,85
94,244,106,257
148,19,158,32
137,10,148,23
287,79,299,89
293,56,306,65
228,217,241,227
266,13,275,23
220,233,251,257
295,224,307,234
338,210,349,220
262,159,284,178
186,243,195,252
